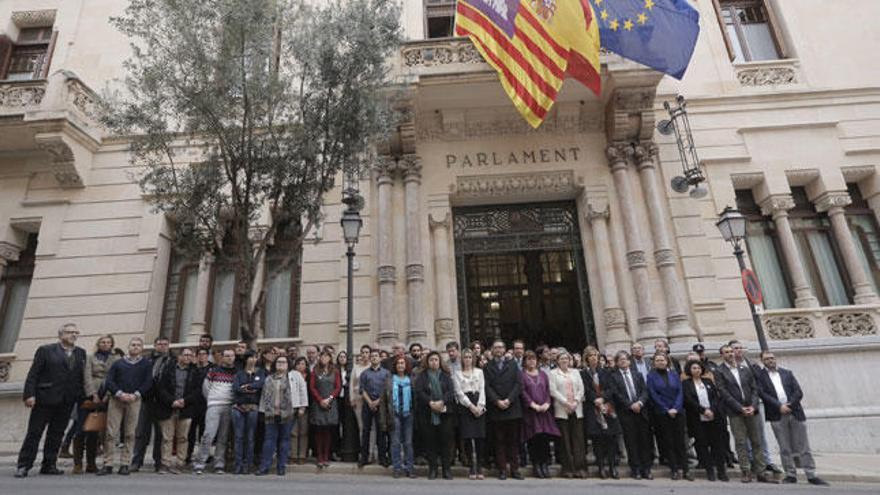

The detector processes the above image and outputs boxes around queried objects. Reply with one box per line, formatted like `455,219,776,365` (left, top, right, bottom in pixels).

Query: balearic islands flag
455,1,601,128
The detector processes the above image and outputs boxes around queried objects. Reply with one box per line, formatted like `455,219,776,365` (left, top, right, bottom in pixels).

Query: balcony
761,304,880,341
0,70,101,188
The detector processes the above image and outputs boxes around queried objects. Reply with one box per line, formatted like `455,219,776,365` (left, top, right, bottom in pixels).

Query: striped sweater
202,365,236,408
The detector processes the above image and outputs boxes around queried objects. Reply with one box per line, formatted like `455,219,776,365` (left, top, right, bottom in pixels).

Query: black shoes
428,466,438,480
808,477,829,486
14,467,28,478
757,473,779,484
442,470,453,480
510,470,524,480
782,475,797,484
497,471,507,480
96,466,113,476
39,466,63,475
609,466,620,480
118,465,130,476
707,468,717,481
642,469,653,480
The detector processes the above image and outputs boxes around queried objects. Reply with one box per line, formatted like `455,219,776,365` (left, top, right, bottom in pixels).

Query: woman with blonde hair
74,334,119,473
549,350,587,478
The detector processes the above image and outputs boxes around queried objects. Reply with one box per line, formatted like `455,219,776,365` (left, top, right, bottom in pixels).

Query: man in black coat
15,323,86,478
756,351,828,485
131,336,173,472
606,350,654,480
155,348,202,474
483,339,523,480
715,344,776,483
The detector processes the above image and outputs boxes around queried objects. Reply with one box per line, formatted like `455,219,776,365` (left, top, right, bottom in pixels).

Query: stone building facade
1,1,879,454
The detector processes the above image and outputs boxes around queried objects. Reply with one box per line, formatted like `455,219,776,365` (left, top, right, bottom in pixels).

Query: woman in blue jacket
646,352,692,481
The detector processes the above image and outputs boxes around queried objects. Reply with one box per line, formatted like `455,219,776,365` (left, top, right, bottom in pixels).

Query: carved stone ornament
11,9,56,28
416,109,602,142
377,265,396,283
0,361,10,383
764,315,815,340
633,142,659,167
429,212,451,231
434,318,454,338
0,242,22,262
401,154,422,180
405,264,424,281
827,312,878,337
401,40,484,68
605,143,631,169
654,249,676,267
814,192,852,213
626,251,647,269
586,204,610,222
374,156,399,181
34,135,84,188
759,195,796,216
67,78,99,123
737,66,797,87
0,84,46,109
454,170,577,199
606,86,658,142
603,308,627,329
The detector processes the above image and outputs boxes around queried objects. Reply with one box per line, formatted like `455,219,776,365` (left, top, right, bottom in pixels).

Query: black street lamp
716,206,770,352
340,190,363,373
658,95,708,199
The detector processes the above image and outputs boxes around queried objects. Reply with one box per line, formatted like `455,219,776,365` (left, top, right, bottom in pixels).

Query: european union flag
589,0,700,79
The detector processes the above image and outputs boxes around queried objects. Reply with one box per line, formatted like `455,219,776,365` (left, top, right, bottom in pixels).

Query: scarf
657,368,670,385
95,350,111,362
427,369,442,426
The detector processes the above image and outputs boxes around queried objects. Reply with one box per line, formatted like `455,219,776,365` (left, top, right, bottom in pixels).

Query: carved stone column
376,158,398,345
816,192,879,304
0,242,22,284
586,204,629,347
188,254,214,341
607,144,663,344
429,212,454,343
760,195,819,308
634,143,696,342
402,155,427,342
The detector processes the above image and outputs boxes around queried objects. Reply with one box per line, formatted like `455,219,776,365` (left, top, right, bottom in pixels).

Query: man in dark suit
15,323,87,478
715,345,776,483
484,339,523,480
606,350,654,480
756,351,828,486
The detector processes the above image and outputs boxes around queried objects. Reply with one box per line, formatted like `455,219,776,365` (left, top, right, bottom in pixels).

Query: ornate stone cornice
34,135,84,188
416,107,603,142
736,65,798,87
814,191,852,213
11,9,56,28
401,39,484,68
454,170,578,199
730,172,764,189
374,155,399,182
0,242,22,263
759,194,795,216
429,212,451,231
605,86,658,142
0,83,45,109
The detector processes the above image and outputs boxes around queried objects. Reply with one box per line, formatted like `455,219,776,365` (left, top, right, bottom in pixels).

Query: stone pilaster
759,195,819,308
375,157,399,345
607,144,663,344
634,143,696,342
402,155,426,342
429,212,454,345
816,192,879,304
188,254,214,342
585,203,629,347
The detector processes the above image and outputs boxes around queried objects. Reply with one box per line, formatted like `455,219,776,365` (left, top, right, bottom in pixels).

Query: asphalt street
1,472,872,495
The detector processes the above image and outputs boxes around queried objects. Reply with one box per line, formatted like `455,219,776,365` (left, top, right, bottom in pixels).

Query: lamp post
657,95,708,199
716,206,770,352
339,185,363,462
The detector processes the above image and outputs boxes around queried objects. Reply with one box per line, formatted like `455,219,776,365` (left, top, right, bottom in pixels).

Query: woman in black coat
682,360,729,482
414,351,455,480
581,347,622,479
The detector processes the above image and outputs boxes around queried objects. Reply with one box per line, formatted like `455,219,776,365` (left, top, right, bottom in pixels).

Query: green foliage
100,0,401,341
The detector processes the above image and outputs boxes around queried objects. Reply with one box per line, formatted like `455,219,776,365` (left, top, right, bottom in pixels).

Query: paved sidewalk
2,451,878,483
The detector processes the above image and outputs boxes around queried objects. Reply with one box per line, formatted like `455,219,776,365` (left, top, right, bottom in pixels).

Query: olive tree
101,0,401,343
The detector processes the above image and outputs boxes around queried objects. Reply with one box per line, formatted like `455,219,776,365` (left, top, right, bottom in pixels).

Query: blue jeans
259,418,294,473
390,413,413,473
231,407,259,471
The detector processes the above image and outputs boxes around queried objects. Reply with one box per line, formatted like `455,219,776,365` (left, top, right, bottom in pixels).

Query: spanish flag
455,0,601,128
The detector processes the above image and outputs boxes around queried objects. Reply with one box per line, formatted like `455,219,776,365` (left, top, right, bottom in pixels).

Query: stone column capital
605,143,631,171
0,242,22,264
633,141,659,170
586,204,610,223
401,154,422,181
814,191,852,214
375,155,398,182
429,212,451,230
759,194,796,217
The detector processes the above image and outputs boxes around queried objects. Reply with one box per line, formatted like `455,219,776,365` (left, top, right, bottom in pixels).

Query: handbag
82,411,107,432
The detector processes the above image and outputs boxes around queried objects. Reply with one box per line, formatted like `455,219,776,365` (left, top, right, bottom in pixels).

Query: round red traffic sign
741,268,763,305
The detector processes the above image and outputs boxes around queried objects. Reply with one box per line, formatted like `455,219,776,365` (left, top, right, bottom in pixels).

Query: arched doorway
453,201,595,351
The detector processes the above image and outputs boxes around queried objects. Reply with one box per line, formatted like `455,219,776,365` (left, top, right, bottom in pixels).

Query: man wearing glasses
15,323,86,478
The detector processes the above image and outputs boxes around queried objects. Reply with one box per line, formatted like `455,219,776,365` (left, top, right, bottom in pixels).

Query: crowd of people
14,323,828,486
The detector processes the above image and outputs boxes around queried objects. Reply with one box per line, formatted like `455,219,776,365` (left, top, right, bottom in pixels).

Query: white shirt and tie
622,369,638,403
